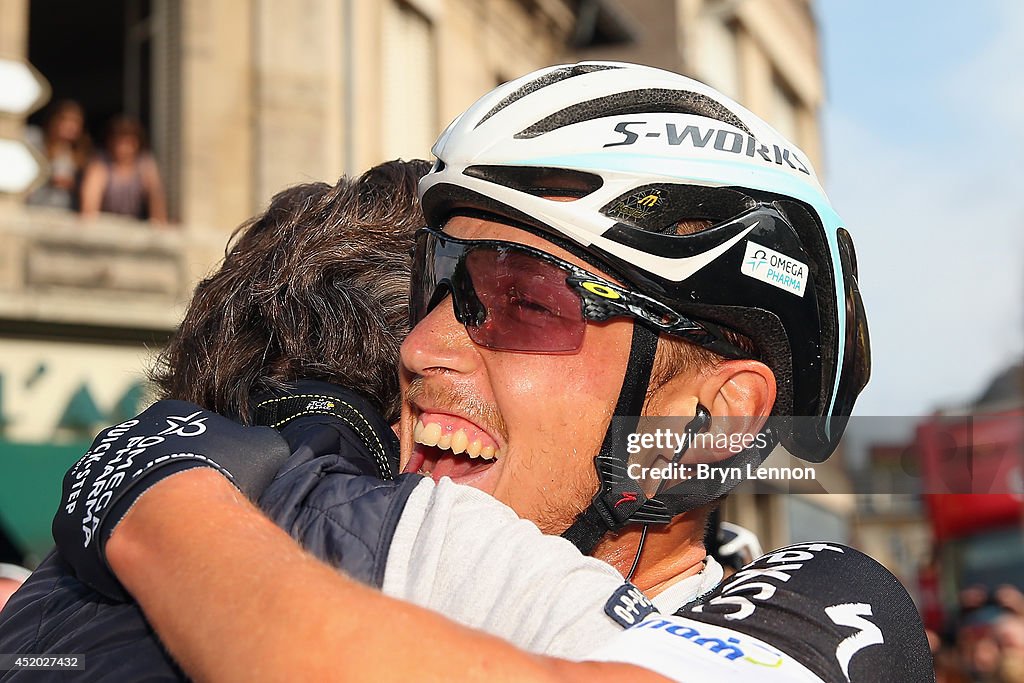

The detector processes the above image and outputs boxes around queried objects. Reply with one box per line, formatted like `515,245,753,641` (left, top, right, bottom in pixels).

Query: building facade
574,0,824,171
0,0,827,563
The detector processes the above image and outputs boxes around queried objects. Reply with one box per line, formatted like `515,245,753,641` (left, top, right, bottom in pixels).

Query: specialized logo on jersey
826,603,885,682
157,411,208,437
740,240,808,297
691,542,845,621
631,617,786,668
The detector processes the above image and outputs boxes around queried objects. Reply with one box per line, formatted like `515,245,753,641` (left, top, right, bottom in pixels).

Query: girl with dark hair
80,115,167,223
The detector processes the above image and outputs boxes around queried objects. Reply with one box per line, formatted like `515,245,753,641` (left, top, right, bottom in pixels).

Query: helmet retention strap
561,322,659,555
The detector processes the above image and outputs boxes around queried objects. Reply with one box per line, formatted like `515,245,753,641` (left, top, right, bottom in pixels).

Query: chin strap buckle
562,403,713,556
559,457,673,556
593,455,672,527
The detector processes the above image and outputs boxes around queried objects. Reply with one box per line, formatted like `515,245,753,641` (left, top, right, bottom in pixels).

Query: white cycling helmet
418,62,869,551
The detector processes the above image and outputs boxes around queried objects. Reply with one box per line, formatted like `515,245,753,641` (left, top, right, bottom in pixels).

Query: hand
52,400,290,599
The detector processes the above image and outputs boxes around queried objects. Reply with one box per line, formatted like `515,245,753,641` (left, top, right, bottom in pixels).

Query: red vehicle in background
916,407,1024,631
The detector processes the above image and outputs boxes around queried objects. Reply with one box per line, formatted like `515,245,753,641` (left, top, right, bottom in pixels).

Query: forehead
442,214,613,278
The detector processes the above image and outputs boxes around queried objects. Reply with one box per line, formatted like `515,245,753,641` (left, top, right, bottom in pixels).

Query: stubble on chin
520,457,598,536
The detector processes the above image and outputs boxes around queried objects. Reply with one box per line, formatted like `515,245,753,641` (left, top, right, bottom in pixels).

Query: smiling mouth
403,414,501,485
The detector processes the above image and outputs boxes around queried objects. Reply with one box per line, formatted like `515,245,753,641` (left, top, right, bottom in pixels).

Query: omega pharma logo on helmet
740,241,808,297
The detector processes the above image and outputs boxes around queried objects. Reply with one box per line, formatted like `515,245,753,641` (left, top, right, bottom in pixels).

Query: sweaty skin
398,216,774,589
106,468,671,683
398,217,634,532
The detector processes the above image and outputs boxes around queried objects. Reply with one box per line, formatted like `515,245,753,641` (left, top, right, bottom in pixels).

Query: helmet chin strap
561,322,660,556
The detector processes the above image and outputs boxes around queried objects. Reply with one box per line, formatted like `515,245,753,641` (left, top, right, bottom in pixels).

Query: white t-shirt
382,477,722,659
378,479,930,682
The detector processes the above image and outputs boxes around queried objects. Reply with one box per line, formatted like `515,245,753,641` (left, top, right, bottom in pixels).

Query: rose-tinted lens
465,247,585,352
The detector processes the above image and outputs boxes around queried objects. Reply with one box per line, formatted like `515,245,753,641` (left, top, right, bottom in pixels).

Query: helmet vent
464,165,603,199
475,64,622,129
514,89,751,139
601,184,755,234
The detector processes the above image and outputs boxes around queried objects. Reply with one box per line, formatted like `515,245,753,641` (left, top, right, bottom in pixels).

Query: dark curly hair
149,159,431,422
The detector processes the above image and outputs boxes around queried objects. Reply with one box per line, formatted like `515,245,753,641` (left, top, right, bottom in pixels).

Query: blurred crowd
25,99,167,224
934,585,1024,683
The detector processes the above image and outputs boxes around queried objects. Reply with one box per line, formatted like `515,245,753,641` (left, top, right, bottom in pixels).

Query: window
770,73,800,144
698,13,740,100
28,0,180,218
380,0,438,161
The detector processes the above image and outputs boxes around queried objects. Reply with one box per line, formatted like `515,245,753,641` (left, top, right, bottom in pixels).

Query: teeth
414,420,498,461
451,430,469,455
419,421,441,447
437,430,452,450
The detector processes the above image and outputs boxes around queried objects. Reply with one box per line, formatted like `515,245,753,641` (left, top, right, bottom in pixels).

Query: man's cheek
505,372,540,396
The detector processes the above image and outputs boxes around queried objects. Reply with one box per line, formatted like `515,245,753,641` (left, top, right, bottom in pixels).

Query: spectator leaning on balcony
25,100,92,211
80,115,168,224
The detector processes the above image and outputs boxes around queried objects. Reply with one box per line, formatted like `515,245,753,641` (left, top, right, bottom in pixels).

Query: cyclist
22,63,932,682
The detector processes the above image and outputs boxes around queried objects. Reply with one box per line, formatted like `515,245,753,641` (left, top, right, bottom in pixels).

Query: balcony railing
0,205,224,333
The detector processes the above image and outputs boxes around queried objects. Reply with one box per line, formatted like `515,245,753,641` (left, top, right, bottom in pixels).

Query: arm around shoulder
107,468,673,683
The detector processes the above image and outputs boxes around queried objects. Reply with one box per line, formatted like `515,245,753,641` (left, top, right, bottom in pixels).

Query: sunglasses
411,227,747,356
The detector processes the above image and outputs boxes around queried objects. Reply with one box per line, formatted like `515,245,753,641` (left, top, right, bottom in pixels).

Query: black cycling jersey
589,541,935,682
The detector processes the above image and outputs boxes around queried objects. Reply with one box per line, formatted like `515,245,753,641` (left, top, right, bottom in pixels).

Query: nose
401,293,480,378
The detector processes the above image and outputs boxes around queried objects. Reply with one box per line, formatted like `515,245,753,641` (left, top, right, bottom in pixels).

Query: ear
647,359,776,460
702,359,776,436
649,360,775,420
